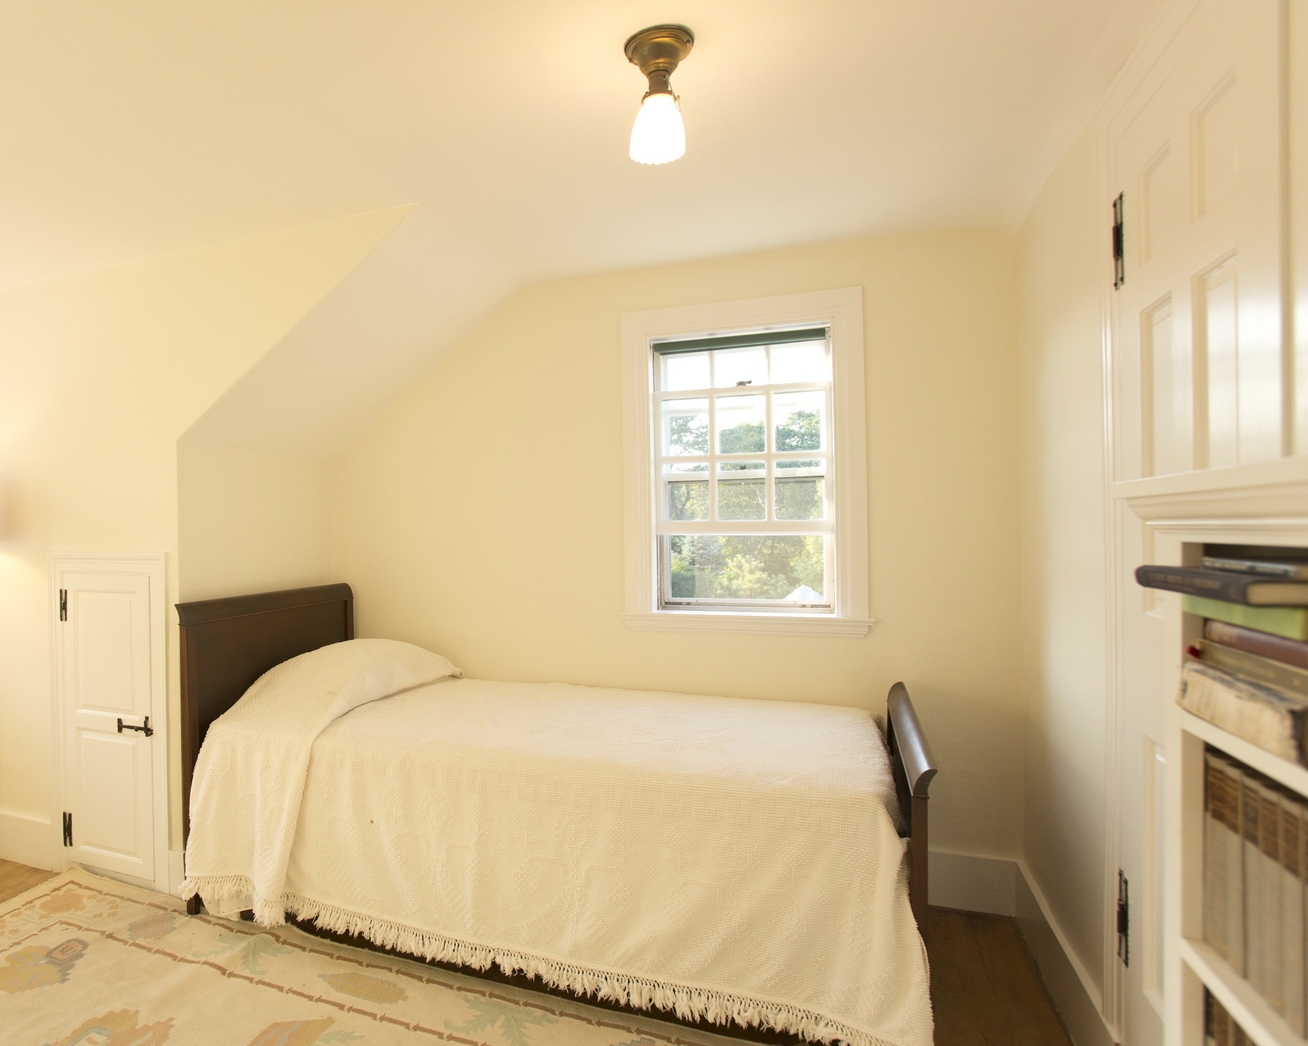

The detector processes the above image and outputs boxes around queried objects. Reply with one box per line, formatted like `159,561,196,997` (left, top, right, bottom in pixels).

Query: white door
51,555,166,887
1105,0,1284,1041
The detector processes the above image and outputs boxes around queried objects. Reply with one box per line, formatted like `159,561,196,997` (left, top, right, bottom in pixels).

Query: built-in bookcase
1172,542,1308,1046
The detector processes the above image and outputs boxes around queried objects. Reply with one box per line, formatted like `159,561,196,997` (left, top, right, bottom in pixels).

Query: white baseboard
929,850,1116,1046
1016,860,1117,1046
0,809,53,871
929,850,1017,915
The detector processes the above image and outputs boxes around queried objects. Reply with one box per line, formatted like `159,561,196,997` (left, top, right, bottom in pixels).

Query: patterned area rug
1,867,743,1046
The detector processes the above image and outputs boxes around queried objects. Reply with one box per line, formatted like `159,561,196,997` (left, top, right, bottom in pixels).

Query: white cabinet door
52,556,165,886
1109,0,1283,483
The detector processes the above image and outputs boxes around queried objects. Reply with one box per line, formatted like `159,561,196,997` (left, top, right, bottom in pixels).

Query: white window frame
621,288,872,637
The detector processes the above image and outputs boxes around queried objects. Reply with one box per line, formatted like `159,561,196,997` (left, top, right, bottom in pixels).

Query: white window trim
621,288,872,638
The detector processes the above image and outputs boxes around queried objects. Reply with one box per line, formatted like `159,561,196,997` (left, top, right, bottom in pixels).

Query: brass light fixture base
624,24,694,96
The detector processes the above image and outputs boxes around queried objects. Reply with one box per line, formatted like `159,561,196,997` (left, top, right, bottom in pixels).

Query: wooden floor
0,861,1071,1044
931,908,1073,1046
0,857,55,904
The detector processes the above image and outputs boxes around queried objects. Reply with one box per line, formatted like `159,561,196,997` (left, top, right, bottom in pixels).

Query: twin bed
176,583,937,1046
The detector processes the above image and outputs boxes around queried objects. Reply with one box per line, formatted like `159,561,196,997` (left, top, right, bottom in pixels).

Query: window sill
620,611,874,638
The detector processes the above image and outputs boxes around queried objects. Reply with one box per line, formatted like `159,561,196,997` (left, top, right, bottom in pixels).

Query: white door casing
1102,0,1286,1041
49,554,167,890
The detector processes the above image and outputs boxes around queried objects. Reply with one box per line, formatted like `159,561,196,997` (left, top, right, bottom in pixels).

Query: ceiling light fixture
624,24,694,165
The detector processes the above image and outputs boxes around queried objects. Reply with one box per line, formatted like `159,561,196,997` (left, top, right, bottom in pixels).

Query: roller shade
651,326,829,356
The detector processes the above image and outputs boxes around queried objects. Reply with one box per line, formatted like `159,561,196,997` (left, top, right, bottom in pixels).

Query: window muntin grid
652,336,835,611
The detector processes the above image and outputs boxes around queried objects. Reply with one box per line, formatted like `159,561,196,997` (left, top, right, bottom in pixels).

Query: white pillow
228,637,462,728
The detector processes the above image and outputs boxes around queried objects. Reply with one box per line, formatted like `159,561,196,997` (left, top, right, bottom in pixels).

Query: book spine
1206,989,1221,1046
1178,661,1305,764
1206,619,1308,670
1137,566,1254,602
1205,753,1229,962
1281,790,1305,1034
1199,640,1308,700
1184,595,1308,642
1220,758,1246,975
1245,774,1265,994
1203,556,1308,580
1258,781,1285,1012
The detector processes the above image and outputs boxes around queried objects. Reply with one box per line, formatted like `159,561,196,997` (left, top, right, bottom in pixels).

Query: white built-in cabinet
1103,1,1308,1045
48,554,168,891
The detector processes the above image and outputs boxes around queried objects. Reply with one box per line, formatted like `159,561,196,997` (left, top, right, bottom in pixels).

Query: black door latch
117,716,154,737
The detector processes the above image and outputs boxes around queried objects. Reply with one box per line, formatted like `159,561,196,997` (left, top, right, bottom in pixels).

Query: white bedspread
181,639,461,924
188,671,931,1046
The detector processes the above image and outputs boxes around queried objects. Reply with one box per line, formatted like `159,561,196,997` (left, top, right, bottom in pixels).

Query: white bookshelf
1179,711,1308,798
1172,648,1308,1046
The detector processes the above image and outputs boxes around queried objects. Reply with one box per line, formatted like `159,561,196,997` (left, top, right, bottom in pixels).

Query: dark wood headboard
177,583,354,841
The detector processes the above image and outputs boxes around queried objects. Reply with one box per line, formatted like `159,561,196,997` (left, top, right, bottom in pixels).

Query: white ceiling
2,0,1166,454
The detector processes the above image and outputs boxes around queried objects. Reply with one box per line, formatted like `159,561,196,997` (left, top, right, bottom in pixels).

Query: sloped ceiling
3,0,1165,454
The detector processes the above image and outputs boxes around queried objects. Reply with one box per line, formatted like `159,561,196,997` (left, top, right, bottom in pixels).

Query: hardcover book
1137,565,1308,605
1218,756,1246,976
1206,989,1248,1046
1197,639,1308,700
1204,752,1245,971
1203,555,1308,581
1280,790,1304,1033
1257,779,1284,1013
1179,660,1308,765
1183,595,1308,642
1244,772,1265,995
1206,620,1308,671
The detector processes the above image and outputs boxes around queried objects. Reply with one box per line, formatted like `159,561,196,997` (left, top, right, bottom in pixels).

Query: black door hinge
58,589,67,622
1116,870,1130,966
1112,193,1125,289
62,812,72,847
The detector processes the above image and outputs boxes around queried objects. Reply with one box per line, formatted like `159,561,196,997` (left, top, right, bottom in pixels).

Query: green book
1184,595,1308,641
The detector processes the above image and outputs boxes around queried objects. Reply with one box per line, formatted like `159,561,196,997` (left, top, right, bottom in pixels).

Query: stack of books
1206,989,1253,1046
1203,748,1305,1031
1136,548,1308,765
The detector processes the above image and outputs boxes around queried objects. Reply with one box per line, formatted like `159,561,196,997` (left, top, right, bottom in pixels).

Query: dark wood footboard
886,682,938,944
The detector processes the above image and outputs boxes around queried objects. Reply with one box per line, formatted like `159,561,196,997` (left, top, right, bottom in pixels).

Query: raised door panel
76,730,148,866
64,574,150,722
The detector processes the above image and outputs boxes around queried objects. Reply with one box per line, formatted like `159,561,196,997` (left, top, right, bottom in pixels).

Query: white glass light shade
629,92,685,165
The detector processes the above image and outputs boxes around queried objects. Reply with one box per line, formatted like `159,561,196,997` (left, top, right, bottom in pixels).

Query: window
655,329,833,610
621,289,870,637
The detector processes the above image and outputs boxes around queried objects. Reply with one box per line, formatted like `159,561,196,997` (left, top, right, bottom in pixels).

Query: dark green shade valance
651,326,829,356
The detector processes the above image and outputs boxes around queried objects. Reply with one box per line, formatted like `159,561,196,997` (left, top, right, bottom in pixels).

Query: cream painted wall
1016,123,1108,992
332,232,1026,858
0,207,406,857
177,443,333,603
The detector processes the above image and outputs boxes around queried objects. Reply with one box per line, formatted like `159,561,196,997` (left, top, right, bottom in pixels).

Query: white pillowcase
229,637,462,728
